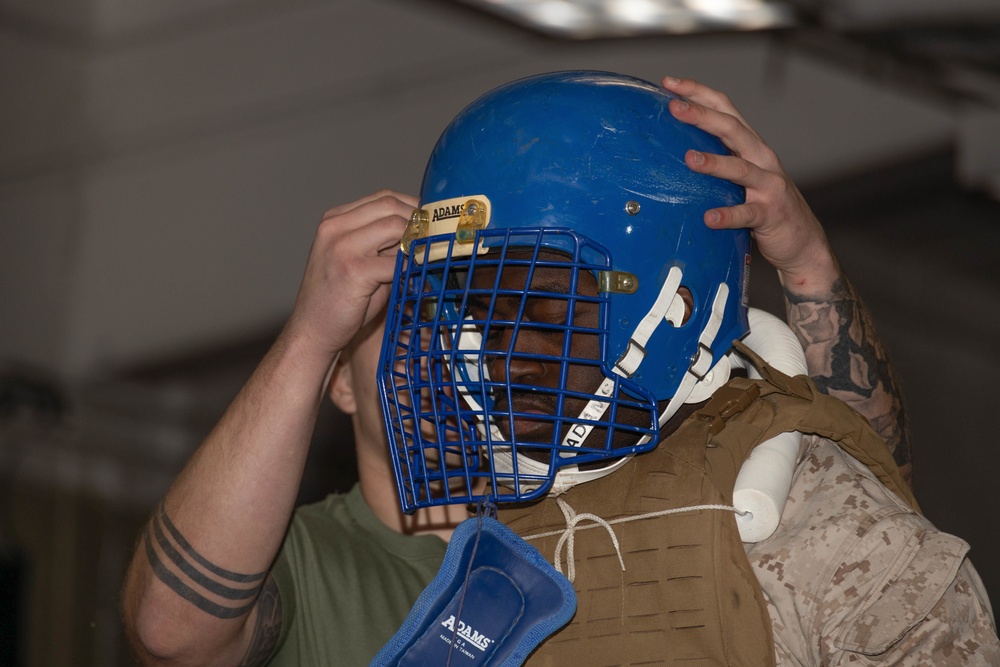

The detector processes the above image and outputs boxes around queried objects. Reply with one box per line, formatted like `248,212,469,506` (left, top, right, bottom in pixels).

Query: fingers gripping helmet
378,71,750,513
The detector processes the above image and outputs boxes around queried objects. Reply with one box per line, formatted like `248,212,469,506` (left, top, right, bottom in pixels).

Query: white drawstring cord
524,498,749,583
551,499,624,583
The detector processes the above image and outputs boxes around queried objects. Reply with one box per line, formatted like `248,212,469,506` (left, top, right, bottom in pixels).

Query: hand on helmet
662,76,839,296
284,189,416,363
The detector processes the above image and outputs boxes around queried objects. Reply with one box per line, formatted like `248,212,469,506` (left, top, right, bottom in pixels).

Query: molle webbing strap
499,384,776,667
729,340,918,513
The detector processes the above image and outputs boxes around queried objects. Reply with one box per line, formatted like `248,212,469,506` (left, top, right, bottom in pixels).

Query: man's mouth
491,393,559,442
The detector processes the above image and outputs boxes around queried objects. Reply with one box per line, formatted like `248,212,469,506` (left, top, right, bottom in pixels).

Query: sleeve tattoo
239,575,283,667
784,276,913,484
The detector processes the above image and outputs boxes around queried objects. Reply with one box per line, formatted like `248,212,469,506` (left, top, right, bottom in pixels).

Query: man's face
378,240,663,510
463,249,609,450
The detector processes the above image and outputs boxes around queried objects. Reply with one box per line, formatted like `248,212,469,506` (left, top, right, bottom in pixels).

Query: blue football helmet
378,71,750,512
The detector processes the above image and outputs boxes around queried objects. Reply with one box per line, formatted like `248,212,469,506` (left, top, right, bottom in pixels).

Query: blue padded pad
371,516,576,666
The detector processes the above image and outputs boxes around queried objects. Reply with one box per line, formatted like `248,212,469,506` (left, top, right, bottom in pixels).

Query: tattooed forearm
239,575,283,667
784,275,913,484
144,504,268,619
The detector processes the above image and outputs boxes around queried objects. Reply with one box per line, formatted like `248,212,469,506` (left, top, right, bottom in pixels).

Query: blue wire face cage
378,226,663,512
377,71,749,513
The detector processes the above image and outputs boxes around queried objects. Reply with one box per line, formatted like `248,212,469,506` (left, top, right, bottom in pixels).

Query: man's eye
526,297,570,324
484,325,505,344
464,295,491,320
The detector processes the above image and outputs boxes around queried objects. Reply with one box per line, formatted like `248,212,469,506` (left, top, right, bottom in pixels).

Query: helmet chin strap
498,269,732,497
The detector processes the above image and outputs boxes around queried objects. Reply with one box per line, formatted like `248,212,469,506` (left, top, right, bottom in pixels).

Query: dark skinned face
463,249,653,454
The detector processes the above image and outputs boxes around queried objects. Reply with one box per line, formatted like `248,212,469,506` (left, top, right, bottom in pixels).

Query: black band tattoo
151,515,260,601
158,506,266,584
144,505,269,619
784,276,912,482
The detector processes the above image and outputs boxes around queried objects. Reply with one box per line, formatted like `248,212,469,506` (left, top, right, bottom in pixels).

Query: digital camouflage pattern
748,435,997,665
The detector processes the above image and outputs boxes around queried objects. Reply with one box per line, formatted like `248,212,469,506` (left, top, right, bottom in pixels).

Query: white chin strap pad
657,282,731,427
494,450,634,497
684,355,732,405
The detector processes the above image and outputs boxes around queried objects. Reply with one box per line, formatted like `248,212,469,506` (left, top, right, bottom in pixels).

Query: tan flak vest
498,341,917,667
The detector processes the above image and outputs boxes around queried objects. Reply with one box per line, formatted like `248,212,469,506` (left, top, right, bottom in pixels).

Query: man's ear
678,286,694,325
328,356,357,415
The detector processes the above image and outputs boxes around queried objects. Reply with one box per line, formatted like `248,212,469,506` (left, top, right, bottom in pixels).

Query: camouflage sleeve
860,561,1000,665
817,525,999,665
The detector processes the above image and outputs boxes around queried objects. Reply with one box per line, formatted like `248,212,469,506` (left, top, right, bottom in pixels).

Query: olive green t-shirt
268,484,448,666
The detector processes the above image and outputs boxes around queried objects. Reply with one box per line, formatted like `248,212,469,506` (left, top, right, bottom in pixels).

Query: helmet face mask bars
377,71,750,513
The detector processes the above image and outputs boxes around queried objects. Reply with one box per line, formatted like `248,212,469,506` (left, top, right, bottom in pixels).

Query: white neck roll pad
728,308,807,543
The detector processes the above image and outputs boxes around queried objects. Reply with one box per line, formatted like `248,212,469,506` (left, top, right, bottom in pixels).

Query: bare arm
663,77,912,483
121,191,415,665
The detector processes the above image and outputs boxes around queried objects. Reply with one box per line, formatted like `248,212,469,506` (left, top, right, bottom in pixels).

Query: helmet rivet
625,200,641,216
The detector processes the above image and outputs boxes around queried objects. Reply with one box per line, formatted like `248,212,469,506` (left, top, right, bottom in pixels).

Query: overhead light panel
455,0,797,38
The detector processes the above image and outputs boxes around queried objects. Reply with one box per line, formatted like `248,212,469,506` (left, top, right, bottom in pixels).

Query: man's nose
487,326,546,385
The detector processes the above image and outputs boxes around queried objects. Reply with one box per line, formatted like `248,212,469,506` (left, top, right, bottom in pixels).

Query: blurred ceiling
455,0,1000,33
453,0,1000,82
450,0,798,38
451,0,1000,197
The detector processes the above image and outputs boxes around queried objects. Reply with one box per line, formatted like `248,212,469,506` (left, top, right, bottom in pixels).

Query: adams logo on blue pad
441,611,497,653
371,516,576,666
397,567,518,665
